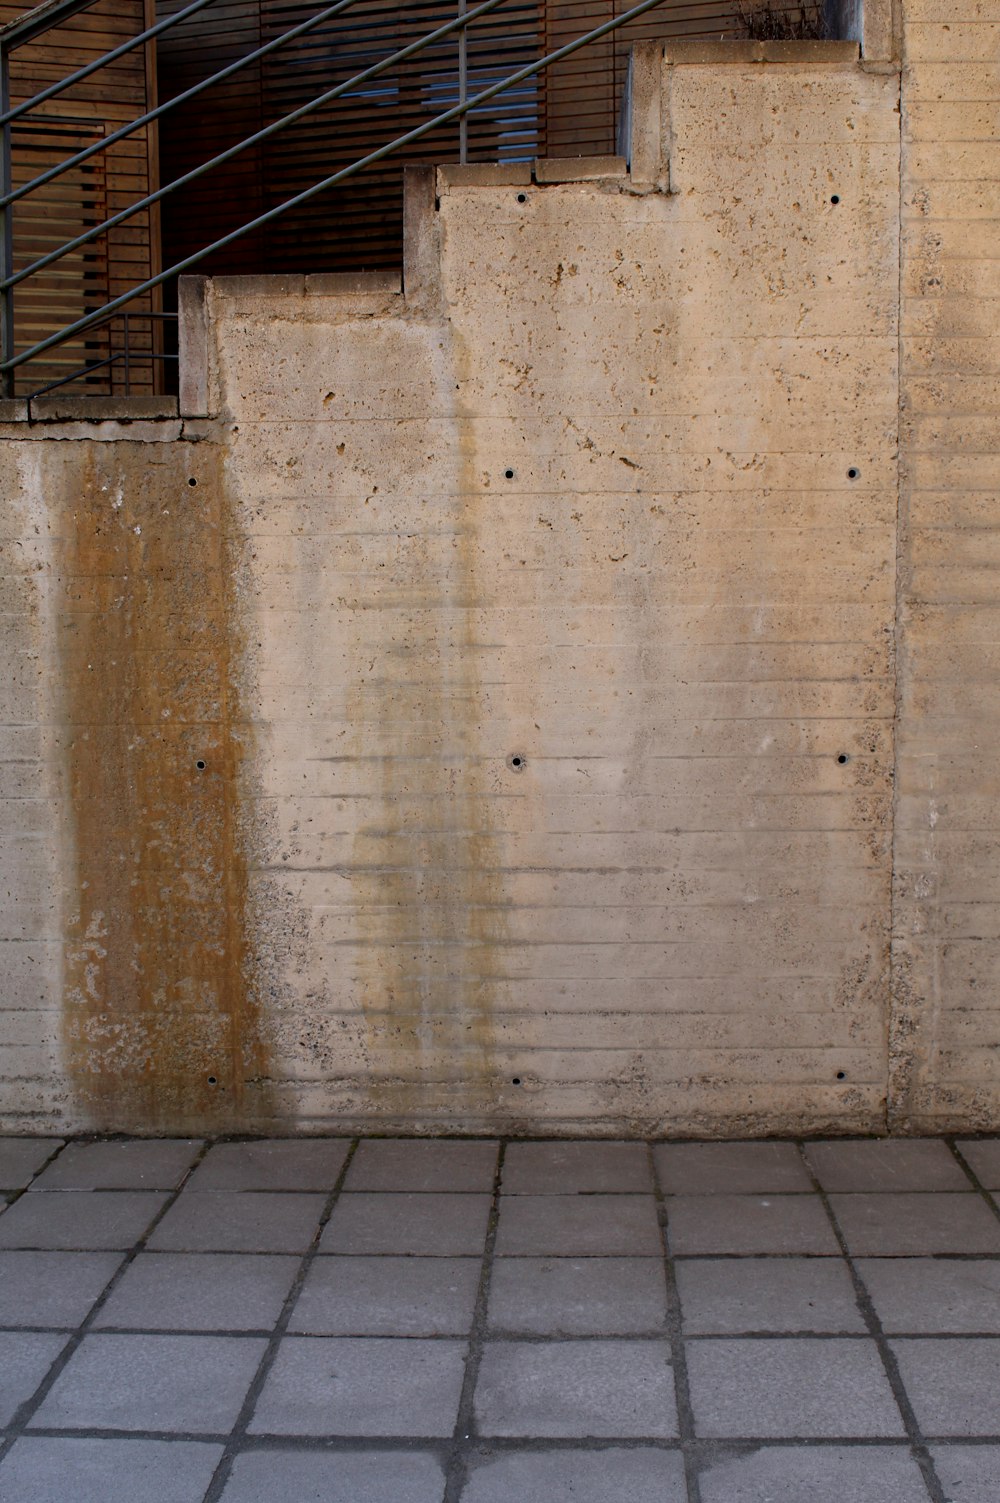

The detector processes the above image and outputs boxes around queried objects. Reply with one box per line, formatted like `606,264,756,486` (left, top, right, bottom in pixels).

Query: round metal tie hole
508,753,525,771
516,192,527,204
836,1071,846,1080
830,194,840,204
837,753,850,765
207,1075,218,1086
196,759,206,771
504,468,515,480
188,477,198,487
512,1077,522,1086
847,467,860,481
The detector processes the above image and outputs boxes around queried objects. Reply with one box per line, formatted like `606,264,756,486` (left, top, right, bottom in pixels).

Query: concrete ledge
534,156,627,184
28,395,180,422
0,398,28,422
438,163,531,189
210,272,400,298
664,39,860,64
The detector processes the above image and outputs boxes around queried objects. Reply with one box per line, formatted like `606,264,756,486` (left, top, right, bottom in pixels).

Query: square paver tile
345,1139,498,1193
289,1257,480,1336
94,1253,299,1331
676,1257,865,1334
0,1438,224,1503
187,1140,350,1192
666,1195,839,1256
686,1338,904,1438
0,1139,63,1192
0,1192,168,1250
858,1258,1000,1334
698,1445,930,1502
0,1332,68,1425
487,1257,667,1335
31,1333,266,1434
221,1449,446,1502
320,1193,490,1256
804,1139,969,1193
32,1141,203,1191
830,1193,1000,1256
655,1142,811,1195
494,1195,661,1256
148,1193,325,1253
474,1339,677,1438
461,1448,686,1502
249,1336,466,1437
0,1251,123,1328
892,1339,1000,1436
956,1139,1000,1190
932,1445,1000,1503
501,1142,652,1194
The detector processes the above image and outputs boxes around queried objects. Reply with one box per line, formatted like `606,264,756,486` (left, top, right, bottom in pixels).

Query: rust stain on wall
57,441,272,1132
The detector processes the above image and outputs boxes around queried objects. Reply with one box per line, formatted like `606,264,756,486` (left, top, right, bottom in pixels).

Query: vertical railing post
0,42,15,398
458,0,468,165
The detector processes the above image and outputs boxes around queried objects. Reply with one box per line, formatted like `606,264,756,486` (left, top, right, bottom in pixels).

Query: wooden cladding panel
0,0,159,394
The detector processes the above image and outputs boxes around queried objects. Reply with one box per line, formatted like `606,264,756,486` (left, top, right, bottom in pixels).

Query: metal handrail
0,0,672,390
1,0,513,296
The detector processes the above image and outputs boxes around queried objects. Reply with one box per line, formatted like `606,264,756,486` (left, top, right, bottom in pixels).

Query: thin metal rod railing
0,0,365,212
2,0,671,377
0,0,220,127
0,0,513,296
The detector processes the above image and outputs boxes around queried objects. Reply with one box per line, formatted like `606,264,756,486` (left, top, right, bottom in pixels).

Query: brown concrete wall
0,21,995,1137
890,0,1000,1130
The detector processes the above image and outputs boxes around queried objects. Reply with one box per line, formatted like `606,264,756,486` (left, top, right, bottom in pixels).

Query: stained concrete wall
0,16,995,1137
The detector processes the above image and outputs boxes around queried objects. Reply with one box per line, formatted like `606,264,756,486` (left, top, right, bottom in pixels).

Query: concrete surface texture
0,5,996,1139
0,1135,999,1500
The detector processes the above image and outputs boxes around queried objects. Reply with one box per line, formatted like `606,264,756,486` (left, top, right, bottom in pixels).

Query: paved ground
0,1137,999,1501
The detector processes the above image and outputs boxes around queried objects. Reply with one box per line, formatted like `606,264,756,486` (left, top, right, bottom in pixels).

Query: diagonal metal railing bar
0,0,515,296
2,0,670,378
0,0,368,211
0,0,221,127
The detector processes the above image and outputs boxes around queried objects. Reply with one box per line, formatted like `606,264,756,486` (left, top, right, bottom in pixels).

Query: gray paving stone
502,1142,652,1194
805,1139,969,1193
676,1257,865,1334
0,1332,68,1425
655,1142,812,1195
32,1140,202,1191
0,1438,224,1503
0,1139,63,1191
345,1139,498,1193
289,1256,480,1335
147,1192,325,1253
31,1333,266,1434
94,1253,299,1331
955,1139,1000,1190
698,1445,930,1502
461,1448,686,1502
830,1193,1000,1256
0,1251,123,1328
187,1139,350,1192
686,1338,905,1438
494,1195,661,1256
320,1193,491,1256
474,1339,677,1438
221,1449,447,1503
249,1336,467,1437
891,1338,1000,1436
487,1257,668,1335
858,1258,1000,1334
666,1195,840,1256
932,1444,1000,1503
0,1192,168,1250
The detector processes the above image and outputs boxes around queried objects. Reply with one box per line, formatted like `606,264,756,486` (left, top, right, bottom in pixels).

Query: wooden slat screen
0,0,160,395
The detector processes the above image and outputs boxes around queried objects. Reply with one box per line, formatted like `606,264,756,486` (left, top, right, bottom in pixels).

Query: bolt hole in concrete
508,754,525,771
504,468,515,479
187,476,198,486
195,759,206,771
847,467,860,480
516,192,527,203
837,1071,847,1079
512,1077,522,1085
831,194,840,204
838,753,850,765
207,1075,217,1086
